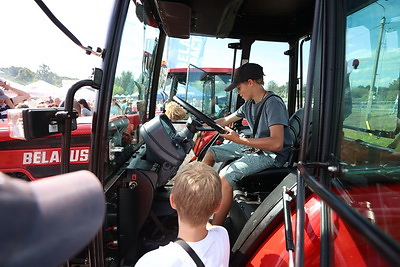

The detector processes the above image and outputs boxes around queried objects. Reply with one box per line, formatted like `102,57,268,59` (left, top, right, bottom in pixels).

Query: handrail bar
298,162,400,266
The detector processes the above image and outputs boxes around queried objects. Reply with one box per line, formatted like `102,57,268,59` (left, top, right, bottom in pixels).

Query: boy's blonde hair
171,162,221,226
165,101,187,121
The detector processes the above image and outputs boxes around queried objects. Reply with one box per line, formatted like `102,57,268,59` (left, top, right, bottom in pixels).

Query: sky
345,1,400,88
201,39,295,86
1,0,303,86
3,0,400,92
1,0,113,80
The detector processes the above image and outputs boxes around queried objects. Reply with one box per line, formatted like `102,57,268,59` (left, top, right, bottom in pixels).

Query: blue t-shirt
234,91,292,164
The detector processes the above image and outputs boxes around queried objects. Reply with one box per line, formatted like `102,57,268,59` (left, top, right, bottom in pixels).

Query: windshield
187,65,231,118
161,65,232,119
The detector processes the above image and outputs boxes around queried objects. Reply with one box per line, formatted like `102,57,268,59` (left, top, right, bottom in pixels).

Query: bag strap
175,238,205,267
252,93,281,137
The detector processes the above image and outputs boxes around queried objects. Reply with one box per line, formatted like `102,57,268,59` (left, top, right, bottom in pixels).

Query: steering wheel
173,96,227,134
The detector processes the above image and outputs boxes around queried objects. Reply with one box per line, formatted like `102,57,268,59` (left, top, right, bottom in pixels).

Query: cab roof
149,0,315,42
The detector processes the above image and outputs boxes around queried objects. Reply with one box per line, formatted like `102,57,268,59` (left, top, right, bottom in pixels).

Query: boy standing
135,162,230,267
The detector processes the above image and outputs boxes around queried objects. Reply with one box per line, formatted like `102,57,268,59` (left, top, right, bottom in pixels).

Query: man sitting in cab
203,63,292,226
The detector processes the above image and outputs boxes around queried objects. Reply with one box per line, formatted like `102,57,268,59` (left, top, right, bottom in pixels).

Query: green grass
343,108,399,150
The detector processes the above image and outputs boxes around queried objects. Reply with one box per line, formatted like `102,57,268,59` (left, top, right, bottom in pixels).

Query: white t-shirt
135,225,230,267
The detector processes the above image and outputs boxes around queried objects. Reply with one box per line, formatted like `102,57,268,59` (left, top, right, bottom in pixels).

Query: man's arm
4,98,15,108
215,113,241,127
1,81,31,105
220,124,284,152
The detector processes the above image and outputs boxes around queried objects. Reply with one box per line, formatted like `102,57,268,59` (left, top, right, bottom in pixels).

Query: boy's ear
247,79,255,86
169,194,177,210
213,202,222,213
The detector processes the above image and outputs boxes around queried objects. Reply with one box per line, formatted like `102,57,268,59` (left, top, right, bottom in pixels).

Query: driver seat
236,108,307,192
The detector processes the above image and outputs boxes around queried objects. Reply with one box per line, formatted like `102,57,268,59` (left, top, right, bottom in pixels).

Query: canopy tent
74,87,97,102
24,80,64,98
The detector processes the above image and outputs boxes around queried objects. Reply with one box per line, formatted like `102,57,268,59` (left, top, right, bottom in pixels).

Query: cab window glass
107,2,160,172
111,4,160,123
250,41,290,101
334,0,400,253
341,0,400,166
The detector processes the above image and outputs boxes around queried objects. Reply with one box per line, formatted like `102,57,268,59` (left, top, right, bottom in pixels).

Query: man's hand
219,126,241,143
220,124,285,151
0,79,9,90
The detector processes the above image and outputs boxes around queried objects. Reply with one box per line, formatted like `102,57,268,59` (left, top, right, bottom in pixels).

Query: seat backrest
236,108,312,192
287,108,305,166
236,108,309,191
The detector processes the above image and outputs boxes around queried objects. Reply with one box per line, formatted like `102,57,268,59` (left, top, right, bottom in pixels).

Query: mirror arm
59,68,102,174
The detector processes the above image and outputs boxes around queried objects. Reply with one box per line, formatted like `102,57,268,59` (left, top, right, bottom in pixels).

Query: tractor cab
2,0,400,266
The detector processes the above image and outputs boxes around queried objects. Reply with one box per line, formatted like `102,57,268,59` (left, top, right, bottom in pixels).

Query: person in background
73,100,82,117
15,103,29,109
0,90,11,122
124,101,134,114
135,162,230,267
0,79,31,108
47,103,59,108
165,101,188,131
54,97,62,107
120,99,128,112
78,98,92,116
0,79,31,121
343,58,360,119
35,102,48,109
165,101,187,121
110,98,123,115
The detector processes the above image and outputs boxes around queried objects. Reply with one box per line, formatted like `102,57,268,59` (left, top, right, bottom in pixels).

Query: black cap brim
225,82,238,92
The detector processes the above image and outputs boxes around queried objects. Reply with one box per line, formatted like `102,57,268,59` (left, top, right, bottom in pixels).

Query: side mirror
8,108,78,140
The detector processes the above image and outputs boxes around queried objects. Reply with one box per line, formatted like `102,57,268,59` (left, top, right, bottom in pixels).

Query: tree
35,64,62,86
3,66,21,77
352,85,370,100
16,68,36,84
2,65,67,87
266,80,287,97
113,85,125,95
276,83,288,98
36,64,51,80
388,78,400,95
114,71,135,95
266,80,278,91
36,64,52,84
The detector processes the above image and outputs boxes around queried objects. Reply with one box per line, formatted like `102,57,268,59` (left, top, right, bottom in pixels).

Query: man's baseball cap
0,89,9,100
0,170,105,267
225,63,265,92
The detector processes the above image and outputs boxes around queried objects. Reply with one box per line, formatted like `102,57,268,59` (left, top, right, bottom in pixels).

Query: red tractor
2,0,400,266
